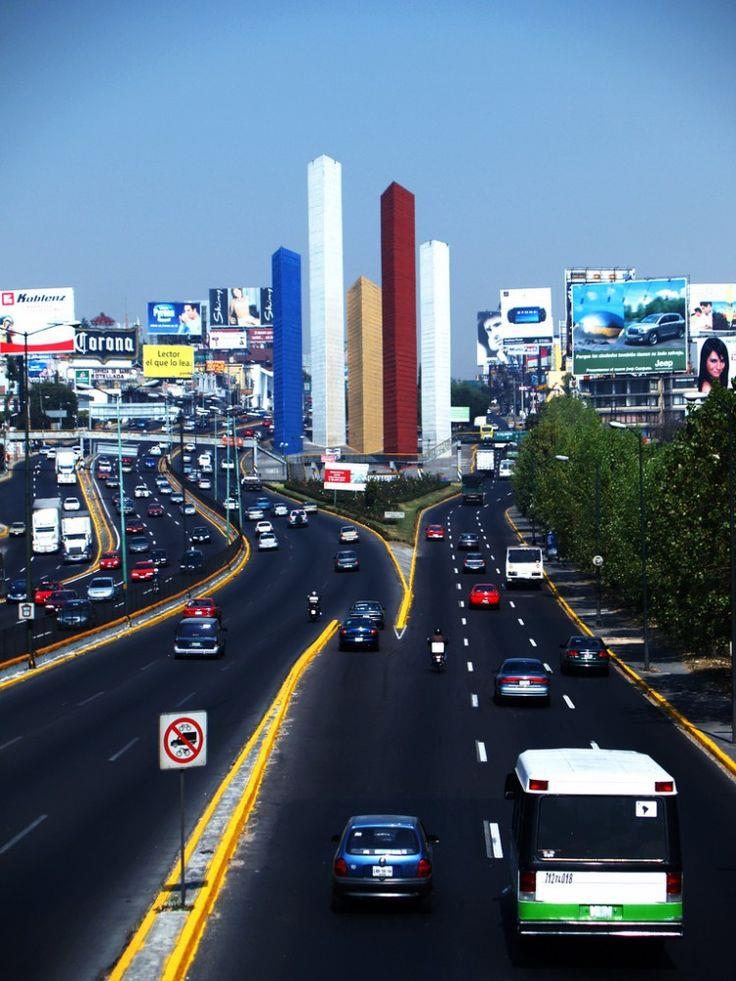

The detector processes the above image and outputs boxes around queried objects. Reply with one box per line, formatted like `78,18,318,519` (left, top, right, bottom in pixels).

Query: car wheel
649,331,659,345
677,325,685,338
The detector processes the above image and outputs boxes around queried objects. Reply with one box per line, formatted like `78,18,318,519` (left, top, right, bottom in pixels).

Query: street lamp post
179,415,188,551
530,453,537,545
22,331,35,669
595,459,602,627
116,395,129,617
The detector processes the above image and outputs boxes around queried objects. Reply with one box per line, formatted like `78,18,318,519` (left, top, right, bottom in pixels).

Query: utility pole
117,395,129,616
179,414,187,551
23,332,35,669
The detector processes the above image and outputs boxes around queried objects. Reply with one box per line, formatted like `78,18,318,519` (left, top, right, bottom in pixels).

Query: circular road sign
160,713,207,769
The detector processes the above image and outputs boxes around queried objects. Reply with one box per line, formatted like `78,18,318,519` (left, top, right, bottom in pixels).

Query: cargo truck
475,447,495,472
461,473,485,505
55,449,78,485
61,511,93,564
32,498,62,554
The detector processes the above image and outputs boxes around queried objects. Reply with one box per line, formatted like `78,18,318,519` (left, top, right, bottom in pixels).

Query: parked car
624,312,685,346
560,634,611,675
334,550,359,573
339,617,380,651
173,617,226,659
87,576,118,602
8,521,25,537
494,658,551,704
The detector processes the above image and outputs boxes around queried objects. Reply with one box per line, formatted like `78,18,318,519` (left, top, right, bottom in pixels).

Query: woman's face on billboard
706,350,726,379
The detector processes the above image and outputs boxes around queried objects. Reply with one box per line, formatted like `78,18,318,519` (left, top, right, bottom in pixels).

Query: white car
224,497,239,511
339,525,359,543
8,521,26,536
148,444,162,456
303,501,318,514
184,442,196,452
221,459,235,470
199,477,212,490
158,483,172,495
273,503,288,517
257,532,279,551
63,497,80,511
134,484,151,498
255,520,274,536
181,502,196,516
183,421,196,432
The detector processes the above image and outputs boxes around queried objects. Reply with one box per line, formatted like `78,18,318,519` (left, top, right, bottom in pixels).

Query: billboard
147,301,203,338
451,406,470,423
692,335,736,394
74,326,138,361
247,327,274,349
689,284,736,336
208,329,248,350
0,287,76,354
477,310,502,366
208,287,273,328
571,278,688,375
499,288,553,340
27,357,54,381
205,360,226,374
564,268,636,355
323,463,369,492
142,345,194,378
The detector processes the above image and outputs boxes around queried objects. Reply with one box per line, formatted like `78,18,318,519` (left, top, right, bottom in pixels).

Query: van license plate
372,866,393,878
589,905,613,918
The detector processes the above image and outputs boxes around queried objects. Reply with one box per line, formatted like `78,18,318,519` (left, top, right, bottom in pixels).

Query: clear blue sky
1,0,734,376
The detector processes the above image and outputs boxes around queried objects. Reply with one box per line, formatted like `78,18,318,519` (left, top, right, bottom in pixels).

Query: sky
1,0,735,377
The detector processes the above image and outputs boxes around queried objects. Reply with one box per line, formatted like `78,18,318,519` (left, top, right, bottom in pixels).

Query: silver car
87,576,118,602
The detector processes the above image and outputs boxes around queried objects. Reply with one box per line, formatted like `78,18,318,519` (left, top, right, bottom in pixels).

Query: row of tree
514,389,736,658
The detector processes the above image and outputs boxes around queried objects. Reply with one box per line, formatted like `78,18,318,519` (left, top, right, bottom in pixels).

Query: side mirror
426,834,440,845
330,834,340,843
504,772,517,800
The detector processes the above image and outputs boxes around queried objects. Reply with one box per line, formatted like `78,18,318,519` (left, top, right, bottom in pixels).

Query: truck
461,473,485,506
32,498,62,554
61,511,93,564
242,472,262,491
55,449,78,485
476,447,495,472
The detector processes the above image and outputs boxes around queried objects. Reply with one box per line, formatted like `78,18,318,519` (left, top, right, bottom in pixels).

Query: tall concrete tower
419,240,451,454
381,182,417,456
307,154,346,448
347,276,383,453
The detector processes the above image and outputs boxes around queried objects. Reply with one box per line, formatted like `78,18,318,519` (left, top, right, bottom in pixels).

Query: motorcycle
430,639,446,672
308,604,321,623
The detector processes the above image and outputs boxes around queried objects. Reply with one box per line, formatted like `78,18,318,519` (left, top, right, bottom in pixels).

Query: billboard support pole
23,332,35,670
117,396,129,617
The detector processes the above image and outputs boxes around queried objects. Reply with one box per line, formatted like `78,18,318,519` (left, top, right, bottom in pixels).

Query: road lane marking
475,740,487,763
459,601,465,608
467,661,474,672
529,638,537,647
77,690,105,707
543,663,553,673
456,583,461,590
175,691,197,708
490,554,495,560
495,567,501,574
453,567,458,574
508,600,515,608
463,638,469,647
590,741,600,749
0,735,22,752
517,618,524,626
486,821,503,858
0,814,48,855
563,694,575,710
461,617,467,625
471,693,478,708
109,737,140,762
220,663,234,671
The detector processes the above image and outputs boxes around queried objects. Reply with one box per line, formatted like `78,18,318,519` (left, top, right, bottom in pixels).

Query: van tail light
528,779,548,791
333,858,348,877
519,870,536,899
666,872,682,898
417,858,432,878
655,781,674,793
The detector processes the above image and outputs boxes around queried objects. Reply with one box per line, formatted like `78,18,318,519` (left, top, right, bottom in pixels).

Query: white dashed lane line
529,638,537,648
508,600,515,608
109,737,140,763
475,741,488,763
456,583,461,590
467,661,474,672
461,617,467,626
590,741,599,749
0,736,22,752
495,568,501,575
77,691,105,708
0,815,48,856
517,618,524,626
483,820,503,859
458,601,465,608
543,662,553,673
563,695,575,710
453,567,458,575
471,693,478,708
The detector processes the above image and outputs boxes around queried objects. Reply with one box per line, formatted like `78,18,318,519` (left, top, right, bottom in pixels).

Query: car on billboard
624,313,685,346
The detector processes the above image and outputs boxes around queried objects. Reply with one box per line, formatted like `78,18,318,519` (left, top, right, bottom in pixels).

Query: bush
285,472,447,520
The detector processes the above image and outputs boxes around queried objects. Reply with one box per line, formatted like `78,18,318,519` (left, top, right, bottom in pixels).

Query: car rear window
347,827,420,855
501,659,544,673
568,636,604,650
91,578,113,588
177,621,217,637
536,795,669,862
508,548,542,563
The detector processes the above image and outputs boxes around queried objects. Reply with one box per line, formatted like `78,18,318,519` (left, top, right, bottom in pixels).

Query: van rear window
536,795,668,861
508,548,542,564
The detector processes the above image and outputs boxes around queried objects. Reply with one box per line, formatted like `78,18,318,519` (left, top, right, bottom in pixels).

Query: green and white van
504,748,683,937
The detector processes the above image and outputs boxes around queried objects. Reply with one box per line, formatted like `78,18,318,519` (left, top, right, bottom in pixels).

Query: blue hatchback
331,814,437,909
143,457,157,470
254,496,271,512
339,617,380,651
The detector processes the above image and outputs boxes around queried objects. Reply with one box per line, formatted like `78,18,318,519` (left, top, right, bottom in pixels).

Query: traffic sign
18,601,34,621
159,711,208,770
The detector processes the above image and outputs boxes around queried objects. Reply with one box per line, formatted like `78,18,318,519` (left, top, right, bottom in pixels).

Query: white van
499,459,515,480
505,546,543,589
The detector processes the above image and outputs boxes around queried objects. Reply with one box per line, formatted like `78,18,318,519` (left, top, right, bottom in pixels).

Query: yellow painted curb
110,619,340,981
504,507,736,782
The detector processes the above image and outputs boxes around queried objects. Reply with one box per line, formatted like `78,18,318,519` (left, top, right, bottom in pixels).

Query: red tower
381,182,417,455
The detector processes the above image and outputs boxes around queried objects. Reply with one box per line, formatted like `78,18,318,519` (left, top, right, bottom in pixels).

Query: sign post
159,710,208,908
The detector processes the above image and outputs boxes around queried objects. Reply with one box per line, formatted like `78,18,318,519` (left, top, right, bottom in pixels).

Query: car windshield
508,548,542,563
10,579,25,590
536,795,669,862
177,621,217,637
640,314,661,323
344,618,371,629
347,826,420,856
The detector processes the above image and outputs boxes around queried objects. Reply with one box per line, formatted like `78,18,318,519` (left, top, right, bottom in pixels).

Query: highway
187,483,736,980
0,491,399,980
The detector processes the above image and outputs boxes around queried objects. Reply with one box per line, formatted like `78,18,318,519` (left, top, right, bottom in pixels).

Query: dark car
331,814,437,910
56,599,93,630
6,578,28,602
494,658,550,704
151,547,169,568
147,502,165,518
560,634,610,675
347,600,385,630
624,312,686,346
106,477,120,491
126,518,146,535
339,617,380,651
180,548,204,574
190,526,211,544
44,588,79,615
128,536,150,554
143,456,157,470
463,551,487,573
334,550,359,573
173,616,226,659
171,492,184,505
457,533,480,551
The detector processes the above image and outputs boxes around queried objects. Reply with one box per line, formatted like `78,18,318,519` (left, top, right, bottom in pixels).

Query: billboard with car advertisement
689,284,736,336
208,329,249,350
571,277,688,375
142,345,194,378
323,462,369,492
0,287,76,354
692,335,736,395
147,301,203,338
498,288,553,340
208,287,273,328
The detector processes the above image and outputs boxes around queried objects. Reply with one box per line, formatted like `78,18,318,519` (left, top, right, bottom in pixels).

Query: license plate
519,679,530,687
589,905,614,918
372,866,393,878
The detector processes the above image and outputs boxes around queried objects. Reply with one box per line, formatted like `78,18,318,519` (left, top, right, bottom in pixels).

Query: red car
183,596,221,620
100,551,122,570
147,502,165,517
469,583,501,609
34,579,62,604
126,518,145,534
426,524,445,541
45,588,79,615
131,559,157,582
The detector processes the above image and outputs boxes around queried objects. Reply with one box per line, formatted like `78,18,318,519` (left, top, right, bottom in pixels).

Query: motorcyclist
307,589,320,614
428,627,446,661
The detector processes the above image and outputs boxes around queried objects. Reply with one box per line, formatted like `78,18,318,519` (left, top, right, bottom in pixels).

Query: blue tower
272,247,303,457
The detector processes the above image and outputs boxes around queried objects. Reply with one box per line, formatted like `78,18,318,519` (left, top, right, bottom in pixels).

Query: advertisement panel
571,277,688,375
143,345,194,378
208,329,248,350
692,335,736,394
205,360,226,374
564,268,636,355
451,406,470,423
247,327,274,349
0,287,76,354
499,288,553,340
147,301,203,338
74,326,138,361
477,310,502,366
323,463,369,492
208,287,273,328
27,357,54,380
689,284,736,336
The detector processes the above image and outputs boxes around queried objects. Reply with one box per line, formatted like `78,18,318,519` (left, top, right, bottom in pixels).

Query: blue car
339,617,380,651
254,496,271,512
331,814,437,910
143,457,157,470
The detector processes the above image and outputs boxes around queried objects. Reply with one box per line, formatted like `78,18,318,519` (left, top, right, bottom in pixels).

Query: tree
30,381,78,429
451,379,491,422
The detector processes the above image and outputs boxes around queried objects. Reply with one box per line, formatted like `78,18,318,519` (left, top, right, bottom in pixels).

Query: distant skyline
1,0,734,376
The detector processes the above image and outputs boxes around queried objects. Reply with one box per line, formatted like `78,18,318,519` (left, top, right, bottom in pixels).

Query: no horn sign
159,711,208,770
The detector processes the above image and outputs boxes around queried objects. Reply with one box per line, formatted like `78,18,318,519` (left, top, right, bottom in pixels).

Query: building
575,372,695,429
307,154,346,447
347,276,383,453
419,241,451,454
272,247,303,455
381,181,417,455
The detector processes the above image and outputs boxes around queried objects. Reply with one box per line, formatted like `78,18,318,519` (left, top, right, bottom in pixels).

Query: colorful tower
419,241,451,454
381,182,417,455
347,276,383,453
272,247,303,457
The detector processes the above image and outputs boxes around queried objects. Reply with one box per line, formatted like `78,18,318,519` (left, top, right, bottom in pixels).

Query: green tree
30,381,78,429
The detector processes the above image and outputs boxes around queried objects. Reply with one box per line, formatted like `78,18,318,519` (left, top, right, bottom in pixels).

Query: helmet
433,627,442,636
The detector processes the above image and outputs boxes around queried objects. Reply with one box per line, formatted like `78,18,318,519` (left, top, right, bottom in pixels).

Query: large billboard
689,284,736,336
692,335,736,394
571,277,688,375
208,329,249,350
564,268,636,355
0,287,76,354
142,345,194,378
499,288,553,339
208,287,273,328
147,301,203,338
74,326,138,361
323,463,369,492
477,310,502,366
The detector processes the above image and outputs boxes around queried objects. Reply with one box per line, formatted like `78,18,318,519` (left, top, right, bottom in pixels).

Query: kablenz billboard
74,327,138,361
572,277,687,375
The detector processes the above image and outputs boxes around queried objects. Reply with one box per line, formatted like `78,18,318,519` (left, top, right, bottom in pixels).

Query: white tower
307,154,346,447
420,240,451,454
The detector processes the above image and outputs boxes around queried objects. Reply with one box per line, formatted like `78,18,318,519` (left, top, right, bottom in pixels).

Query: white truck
61,511,93,564
476,447,495,472
55,449,78,485
32,498,62,554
